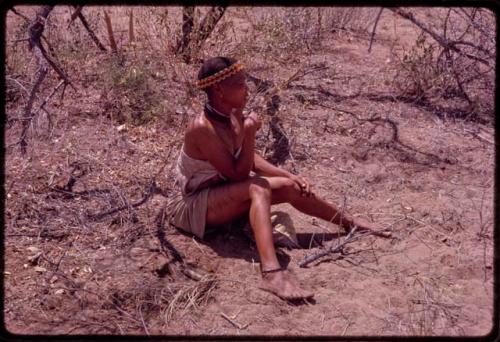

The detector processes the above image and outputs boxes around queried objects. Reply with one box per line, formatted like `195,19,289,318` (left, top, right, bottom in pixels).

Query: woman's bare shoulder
184,113,216,157
186,113,214,137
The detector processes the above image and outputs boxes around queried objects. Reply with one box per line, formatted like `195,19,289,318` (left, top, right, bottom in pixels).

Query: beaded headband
196,63,245,89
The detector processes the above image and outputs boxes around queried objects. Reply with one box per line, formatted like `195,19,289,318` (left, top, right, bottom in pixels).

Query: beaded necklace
204,103,231,125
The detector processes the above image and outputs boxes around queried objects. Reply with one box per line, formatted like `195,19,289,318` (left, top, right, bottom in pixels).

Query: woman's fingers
244,112,261,132
294,175,312,197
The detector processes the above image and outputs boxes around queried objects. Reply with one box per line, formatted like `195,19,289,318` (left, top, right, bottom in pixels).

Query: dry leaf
26,246,40,253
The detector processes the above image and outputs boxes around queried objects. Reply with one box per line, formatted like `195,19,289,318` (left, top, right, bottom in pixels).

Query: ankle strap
261,266,284,274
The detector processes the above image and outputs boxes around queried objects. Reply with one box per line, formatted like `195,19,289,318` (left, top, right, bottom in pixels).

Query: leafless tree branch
368,8,384,53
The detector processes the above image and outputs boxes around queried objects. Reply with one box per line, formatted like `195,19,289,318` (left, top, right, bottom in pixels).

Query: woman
167,57,388,300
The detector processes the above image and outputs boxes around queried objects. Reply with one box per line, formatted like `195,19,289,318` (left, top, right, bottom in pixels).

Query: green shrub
101,55,163,126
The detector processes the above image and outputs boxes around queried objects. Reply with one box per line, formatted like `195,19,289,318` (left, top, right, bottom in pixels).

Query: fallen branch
299,226,359,268
87,181,158,221
156,206,185,264
317,103,446,164
246,63,327,166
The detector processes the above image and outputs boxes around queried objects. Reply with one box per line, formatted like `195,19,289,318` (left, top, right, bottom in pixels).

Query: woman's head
197,56,248,111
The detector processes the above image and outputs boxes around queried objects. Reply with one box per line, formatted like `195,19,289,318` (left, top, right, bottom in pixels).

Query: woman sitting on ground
167,56,388,300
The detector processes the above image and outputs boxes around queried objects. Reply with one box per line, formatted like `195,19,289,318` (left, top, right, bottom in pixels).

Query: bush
101,54,164,126
392,33,455,100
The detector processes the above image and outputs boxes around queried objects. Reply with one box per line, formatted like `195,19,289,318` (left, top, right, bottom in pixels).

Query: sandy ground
4,6,495,337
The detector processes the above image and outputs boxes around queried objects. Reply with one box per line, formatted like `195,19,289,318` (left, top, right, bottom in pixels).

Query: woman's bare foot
349,217,392,238
259,268,314,300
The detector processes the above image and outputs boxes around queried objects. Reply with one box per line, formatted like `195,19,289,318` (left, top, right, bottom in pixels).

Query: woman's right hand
243,112,261,133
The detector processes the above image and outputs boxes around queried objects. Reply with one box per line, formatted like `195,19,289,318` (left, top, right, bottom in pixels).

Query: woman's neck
208,100,243,121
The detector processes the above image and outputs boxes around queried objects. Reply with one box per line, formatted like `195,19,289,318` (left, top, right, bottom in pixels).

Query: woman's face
214,71,248,110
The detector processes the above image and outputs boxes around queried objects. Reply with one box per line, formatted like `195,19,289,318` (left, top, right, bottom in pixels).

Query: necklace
204,103,231,125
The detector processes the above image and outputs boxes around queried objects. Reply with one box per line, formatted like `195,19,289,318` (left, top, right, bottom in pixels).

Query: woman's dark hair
197,56,237,82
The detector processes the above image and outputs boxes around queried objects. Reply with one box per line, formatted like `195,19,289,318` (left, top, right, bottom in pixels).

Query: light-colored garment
166,145,241,239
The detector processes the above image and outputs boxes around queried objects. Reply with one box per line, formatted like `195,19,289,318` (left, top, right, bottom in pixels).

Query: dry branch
156,207,185,264
299,226,359,268
68,5,83,25
368,8,384,53
72,6,107,52
103,10,118,53
317,103,448,164
388,7,490,66
179,5,227,63
9,6,30,22
128,9,135,43
177,6,194,56
19,5,53,155
86,181,158,221
194,6,227,49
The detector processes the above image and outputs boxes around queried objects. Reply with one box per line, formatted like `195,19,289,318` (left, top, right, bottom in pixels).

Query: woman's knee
248,177,272,199
271,177,302,203
278,177,301,195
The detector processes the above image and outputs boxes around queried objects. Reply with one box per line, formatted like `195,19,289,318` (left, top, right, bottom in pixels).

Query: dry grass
4,5,495,336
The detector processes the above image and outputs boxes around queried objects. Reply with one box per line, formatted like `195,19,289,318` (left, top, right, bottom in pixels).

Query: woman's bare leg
267,177,389,236
206,177,313,300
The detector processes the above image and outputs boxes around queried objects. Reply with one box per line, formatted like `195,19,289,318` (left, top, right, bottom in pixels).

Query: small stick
220,312,249,330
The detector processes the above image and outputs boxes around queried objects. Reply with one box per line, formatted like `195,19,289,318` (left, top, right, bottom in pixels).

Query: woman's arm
196,113,260,182
253,152,293,178
253,152,313,196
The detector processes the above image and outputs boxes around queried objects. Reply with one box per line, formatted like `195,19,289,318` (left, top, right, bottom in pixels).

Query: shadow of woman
187,210,343,270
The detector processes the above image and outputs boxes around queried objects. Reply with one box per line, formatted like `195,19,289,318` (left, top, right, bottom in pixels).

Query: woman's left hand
289,174,313,197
